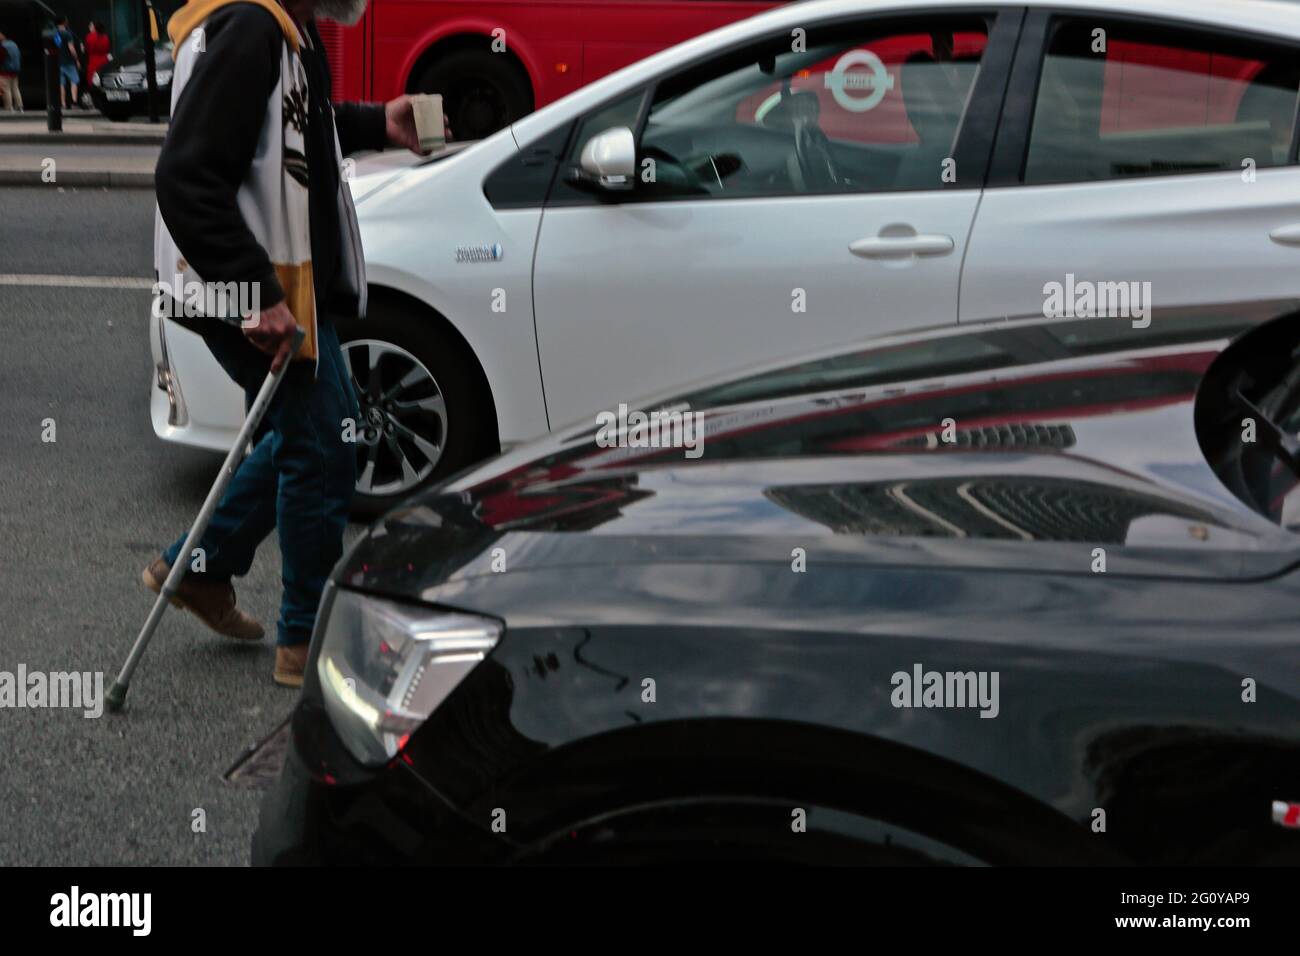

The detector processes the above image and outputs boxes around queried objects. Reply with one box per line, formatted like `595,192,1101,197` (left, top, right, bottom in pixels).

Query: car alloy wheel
341,339,448,498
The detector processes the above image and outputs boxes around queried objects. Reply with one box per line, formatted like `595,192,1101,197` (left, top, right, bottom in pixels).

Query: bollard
43,35,61,132
140,0,160,124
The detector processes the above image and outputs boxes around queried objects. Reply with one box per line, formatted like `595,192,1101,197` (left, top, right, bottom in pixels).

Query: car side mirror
576,126,636,192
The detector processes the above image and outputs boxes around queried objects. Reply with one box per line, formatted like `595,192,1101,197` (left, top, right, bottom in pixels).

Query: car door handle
849,234,955,259
1269,224,1300,246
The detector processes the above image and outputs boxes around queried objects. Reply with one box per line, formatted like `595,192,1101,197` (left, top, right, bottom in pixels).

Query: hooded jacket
153,0,385,364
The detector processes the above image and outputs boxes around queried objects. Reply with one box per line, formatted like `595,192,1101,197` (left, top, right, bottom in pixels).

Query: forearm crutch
107,328,305,713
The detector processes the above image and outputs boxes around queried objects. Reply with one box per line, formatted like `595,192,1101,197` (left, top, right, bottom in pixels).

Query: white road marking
0,274,154,290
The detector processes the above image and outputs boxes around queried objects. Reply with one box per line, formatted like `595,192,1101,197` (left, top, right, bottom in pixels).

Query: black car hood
341,307,1300,600
101,45,173,74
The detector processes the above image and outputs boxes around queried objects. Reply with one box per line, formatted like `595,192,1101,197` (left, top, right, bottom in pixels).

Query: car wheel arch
359,283,501,456
437,718,1128,866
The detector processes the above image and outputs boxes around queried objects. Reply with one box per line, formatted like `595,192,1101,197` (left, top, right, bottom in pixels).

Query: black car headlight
317,589,500,766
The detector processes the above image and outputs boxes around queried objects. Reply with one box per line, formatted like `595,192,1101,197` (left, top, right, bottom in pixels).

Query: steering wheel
793,120,843,191
641,143,711,195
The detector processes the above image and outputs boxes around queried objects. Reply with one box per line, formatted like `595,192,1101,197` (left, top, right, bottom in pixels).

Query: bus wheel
411,48,533,140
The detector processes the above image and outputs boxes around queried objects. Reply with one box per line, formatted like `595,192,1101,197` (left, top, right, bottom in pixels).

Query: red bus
317,4,1277,144
320,4,1277,145
317,0,780,139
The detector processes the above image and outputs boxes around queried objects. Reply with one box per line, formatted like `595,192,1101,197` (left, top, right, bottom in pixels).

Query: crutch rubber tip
106,682,129,713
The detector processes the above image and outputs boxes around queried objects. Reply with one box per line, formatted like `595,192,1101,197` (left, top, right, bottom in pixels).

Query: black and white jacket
154,0,387,365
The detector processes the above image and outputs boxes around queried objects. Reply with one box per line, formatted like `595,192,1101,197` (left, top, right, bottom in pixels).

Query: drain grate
223,717,292,790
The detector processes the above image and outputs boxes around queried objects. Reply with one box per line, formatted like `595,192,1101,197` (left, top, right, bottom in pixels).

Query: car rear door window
1024,18,1300,184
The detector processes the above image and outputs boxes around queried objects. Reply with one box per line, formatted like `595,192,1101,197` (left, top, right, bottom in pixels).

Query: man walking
52,16,79,109
0,32,21,111
146,0,426,686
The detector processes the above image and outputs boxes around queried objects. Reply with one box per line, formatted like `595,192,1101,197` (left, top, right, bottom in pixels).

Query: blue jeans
163,318,358,646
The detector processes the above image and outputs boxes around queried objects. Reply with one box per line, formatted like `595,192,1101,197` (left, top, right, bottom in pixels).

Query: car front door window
561,15,991,201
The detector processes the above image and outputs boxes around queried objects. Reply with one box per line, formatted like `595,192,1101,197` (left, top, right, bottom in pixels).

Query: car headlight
91,72,101,88
155,70,172,85
316,588,501,766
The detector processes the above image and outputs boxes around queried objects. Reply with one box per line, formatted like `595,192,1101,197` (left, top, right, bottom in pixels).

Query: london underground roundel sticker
825,50,895,112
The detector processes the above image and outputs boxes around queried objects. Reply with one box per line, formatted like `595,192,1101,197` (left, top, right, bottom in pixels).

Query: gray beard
315,0,367,27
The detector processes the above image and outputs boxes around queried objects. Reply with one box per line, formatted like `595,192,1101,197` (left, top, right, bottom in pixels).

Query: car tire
410,48,534,140
335,307,497,520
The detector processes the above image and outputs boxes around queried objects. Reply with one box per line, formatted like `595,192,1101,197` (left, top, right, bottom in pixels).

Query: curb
0,168,154,187
0,110,108,121
0,131,167,145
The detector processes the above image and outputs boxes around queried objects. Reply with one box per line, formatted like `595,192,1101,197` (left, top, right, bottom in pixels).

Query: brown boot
274,644,309,688
142,558,264,641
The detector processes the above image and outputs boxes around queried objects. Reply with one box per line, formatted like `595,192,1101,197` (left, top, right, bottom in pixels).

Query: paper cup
411,93,446,152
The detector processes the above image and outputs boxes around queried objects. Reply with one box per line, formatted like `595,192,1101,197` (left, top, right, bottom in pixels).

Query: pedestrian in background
83,20,109,103
53,15,79,109
0,31,21,111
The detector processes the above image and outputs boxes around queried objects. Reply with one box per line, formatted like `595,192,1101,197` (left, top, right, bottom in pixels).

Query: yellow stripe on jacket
167,0,301,51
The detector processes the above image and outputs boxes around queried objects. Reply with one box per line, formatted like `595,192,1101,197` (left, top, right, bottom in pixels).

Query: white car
152,0,1300,515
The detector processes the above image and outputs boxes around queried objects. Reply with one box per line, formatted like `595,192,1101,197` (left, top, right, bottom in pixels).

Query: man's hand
243,301,299,372
384,95,453,155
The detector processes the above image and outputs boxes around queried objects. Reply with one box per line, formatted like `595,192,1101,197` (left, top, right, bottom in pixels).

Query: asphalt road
1,185,155,276
0,186,327,865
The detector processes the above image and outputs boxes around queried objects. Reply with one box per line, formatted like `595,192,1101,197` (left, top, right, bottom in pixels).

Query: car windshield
673,310,1263,411
674,332,1012,408
115,39,173,59
651,45,839,126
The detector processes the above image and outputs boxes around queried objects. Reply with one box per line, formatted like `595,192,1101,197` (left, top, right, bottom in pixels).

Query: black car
87,39,171,121
253,304,1300,865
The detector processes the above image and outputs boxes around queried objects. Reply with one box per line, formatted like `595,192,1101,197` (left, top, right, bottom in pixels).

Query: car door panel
961,169,1300,323
532,9,1019,428
961,9,1300,324
535,191,981,427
